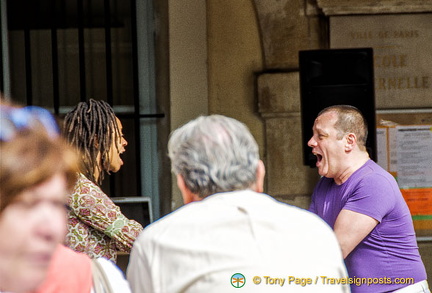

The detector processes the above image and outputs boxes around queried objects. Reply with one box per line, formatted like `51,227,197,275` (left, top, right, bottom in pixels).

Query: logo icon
231,273,246,288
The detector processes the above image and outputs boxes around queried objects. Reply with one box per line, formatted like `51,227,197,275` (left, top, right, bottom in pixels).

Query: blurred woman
0,102,77,292
0,101,131,293
63,99,143,262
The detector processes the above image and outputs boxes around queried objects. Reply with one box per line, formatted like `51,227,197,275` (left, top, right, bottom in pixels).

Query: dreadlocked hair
63,99,121,185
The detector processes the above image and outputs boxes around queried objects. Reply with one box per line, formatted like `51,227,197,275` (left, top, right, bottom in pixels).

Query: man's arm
334,209,379,259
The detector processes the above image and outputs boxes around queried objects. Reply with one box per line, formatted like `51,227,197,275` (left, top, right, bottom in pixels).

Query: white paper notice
396,125,432,188
376,127,388,170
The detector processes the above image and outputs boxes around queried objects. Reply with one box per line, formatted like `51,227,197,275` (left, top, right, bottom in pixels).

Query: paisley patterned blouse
65,173,143,262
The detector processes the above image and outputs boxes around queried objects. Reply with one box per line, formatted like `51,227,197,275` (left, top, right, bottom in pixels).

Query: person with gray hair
127,114,350,293
168,114,263,201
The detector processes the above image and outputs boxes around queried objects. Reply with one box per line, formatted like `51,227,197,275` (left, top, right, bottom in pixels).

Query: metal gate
1,0,162,224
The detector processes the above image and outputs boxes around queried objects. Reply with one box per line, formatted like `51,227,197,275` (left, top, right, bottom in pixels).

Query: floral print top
65,173,143,262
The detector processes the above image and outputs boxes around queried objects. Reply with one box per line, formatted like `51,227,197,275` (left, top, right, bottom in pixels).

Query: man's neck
335,152,370,185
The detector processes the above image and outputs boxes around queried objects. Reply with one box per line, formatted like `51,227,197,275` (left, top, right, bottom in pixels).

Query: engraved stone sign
330,14,432,109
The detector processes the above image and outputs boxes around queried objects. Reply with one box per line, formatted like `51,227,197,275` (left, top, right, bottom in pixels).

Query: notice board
376,112,432,236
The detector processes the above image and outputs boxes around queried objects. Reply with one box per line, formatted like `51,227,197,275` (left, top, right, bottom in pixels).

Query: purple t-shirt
310,160,427,293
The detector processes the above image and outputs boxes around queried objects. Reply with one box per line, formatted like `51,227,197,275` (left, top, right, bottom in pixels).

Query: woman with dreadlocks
63,99,143,262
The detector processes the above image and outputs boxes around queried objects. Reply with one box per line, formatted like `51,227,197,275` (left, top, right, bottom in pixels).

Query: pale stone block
253,0,324,68
264,116,320,198
257,72,301,114
331,14,432,109
257,72,320,200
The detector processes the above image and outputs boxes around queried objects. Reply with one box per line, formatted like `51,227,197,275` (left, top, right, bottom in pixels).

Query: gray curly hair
168,115,260,198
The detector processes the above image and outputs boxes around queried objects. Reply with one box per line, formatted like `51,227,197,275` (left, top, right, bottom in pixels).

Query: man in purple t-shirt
308,105,429,293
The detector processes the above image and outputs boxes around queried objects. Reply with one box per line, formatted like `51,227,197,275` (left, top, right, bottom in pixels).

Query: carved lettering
392,30,419,38
349,30,420,40
374,55,407,68
332,15,431,107
378,31,390,39
375,76,430,90
350,31,373,39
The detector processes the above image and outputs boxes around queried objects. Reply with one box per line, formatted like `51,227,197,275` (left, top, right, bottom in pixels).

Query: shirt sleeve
343,173,396,223
68,174,144,253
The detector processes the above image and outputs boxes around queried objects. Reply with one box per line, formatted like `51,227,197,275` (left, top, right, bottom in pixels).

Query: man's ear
345,133,357,152
254,160,266,193
176,174,201,204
